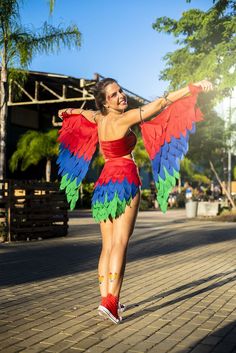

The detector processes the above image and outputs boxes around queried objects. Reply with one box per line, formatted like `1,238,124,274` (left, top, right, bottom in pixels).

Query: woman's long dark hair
92,78,117,115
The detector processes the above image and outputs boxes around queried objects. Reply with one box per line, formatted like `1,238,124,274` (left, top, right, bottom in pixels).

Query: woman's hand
193,80,213,92
58,108,74,118
58,109,67,118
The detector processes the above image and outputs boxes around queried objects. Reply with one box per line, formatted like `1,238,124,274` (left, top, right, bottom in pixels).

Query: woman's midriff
104,153,133,162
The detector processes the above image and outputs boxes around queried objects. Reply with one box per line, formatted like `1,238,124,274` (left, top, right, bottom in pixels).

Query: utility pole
227,94,232,196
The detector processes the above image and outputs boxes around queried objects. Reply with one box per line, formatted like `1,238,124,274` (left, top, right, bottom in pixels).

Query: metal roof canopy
7,70,150,107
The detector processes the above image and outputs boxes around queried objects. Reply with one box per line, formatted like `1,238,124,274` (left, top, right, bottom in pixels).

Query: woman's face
105,82,128,112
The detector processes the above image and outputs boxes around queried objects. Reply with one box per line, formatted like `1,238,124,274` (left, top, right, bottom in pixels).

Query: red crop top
100,130,137,159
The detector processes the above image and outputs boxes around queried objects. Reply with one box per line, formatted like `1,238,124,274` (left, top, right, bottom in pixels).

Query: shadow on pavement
0,220,235,286
175,321,236,353
0,241,101,287
125,269,236,320
129,223,236,261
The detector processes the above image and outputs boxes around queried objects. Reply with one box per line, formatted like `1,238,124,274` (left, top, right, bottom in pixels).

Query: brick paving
0,209,236,353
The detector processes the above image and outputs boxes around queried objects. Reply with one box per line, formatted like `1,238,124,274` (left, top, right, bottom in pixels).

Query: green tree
152,0,234,178
0,0,81,180
187,95,227,177
180,157,211,185
9,129,59,182
153,0,236,95
133,134,151,171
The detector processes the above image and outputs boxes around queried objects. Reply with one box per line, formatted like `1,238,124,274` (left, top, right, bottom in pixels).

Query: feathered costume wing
140,85,203,212
57,113,98,210
57,85,203,214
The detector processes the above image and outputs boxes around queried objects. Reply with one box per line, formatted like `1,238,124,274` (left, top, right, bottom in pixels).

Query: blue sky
20,0,213,100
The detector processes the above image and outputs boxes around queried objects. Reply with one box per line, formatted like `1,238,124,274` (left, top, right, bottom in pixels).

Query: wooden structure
8,71,150,107
0,180,68,242
0,70,150,242
5,70,150,181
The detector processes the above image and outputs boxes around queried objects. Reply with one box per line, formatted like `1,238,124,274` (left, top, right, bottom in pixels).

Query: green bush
175,192,186,208
141,189,151,200
139,198,150,211
79,182,94,208
140,189,154,210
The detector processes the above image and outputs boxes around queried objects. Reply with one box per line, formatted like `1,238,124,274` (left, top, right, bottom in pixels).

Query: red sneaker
98,294,121,324
118,302,126,314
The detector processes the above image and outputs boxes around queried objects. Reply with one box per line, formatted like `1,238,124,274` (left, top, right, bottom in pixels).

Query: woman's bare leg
98,219,113,298
108,191,140,297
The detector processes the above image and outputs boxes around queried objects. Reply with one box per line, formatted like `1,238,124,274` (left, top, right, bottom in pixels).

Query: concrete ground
0,209,236,353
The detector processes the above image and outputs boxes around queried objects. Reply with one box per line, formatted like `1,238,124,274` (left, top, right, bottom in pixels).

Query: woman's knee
111,235,130,251
101,242,112,255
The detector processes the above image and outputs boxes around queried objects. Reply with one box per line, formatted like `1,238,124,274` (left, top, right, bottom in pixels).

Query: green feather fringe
60,173,80,210
92,193,132,222
156,167,179,213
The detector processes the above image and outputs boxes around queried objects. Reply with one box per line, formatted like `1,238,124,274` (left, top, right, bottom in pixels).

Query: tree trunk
46,159,51,182
0,63,8,181
209,160,235,209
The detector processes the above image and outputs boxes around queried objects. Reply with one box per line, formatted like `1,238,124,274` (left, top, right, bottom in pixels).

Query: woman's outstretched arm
118,80,213,128
58,108,98,123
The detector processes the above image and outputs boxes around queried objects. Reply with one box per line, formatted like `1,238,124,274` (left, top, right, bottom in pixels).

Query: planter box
197,202,220,217
186,201,198,218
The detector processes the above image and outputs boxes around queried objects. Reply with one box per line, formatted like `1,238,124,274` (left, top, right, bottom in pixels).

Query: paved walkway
0,210,236,353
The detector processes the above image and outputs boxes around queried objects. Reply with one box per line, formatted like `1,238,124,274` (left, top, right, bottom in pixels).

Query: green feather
60,174,80,210
92,192,131,222
70,190,79,210
155,167,180,213
60,173,70,190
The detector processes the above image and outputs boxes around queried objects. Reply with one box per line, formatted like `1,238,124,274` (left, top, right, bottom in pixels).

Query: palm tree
9,129,59,182
0,0,81,180
49,0,55,14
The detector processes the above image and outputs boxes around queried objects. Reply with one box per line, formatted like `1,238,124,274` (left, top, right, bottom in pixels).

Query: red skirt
92,158,141,222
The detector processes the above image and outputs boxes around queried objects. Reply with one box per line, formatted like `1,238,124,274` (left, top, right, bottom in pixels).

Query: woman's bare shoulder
114,109,140,129
107,114,132,137
81,110,100,124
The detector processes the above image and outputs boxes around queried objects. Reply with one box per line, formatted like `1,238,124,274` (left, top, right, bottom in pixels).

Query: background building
6,70,149,181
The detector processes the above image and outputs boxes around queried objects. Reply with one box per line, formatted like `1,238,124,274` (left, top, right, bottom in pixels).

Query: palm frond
8,68,28,100
48,0,55,15
28,22,81,56
9,150,21,172
1,8,81,68
9,129,59,173
0,0,20,26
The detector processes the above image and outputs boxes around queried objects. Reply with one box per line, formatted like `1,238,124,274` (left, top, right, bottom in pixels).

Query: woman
58,78,212,324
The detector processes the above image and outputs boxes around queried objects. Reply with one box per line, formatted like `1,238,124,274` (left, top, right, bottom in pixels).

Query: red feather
58,113,98,160
141,85,203,159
